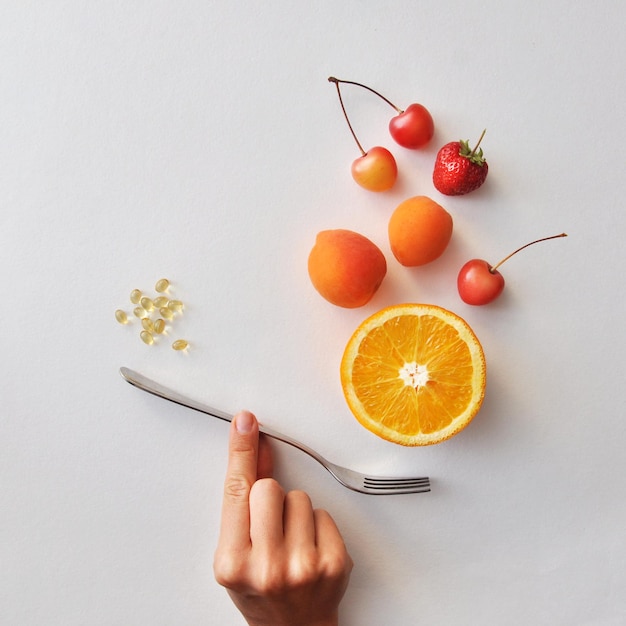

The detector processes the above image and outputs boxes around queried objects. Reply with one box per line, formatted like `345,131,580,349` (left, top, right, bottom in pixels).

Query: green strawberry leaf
459,132,487,166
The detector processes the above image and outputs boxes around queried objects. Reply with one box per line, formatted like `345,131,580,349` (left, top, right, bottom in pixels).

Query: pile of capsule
115,278,189,351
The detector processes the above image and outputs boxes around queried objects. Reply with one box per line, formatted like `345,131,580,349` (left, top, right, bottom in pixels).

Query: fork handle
119,367,328,468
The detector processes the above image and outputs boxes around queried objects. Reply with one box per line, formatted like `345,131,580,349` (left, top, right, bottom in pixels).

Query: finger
283,490,316,549
313,509,345,549
249,478,285,550
218,411,259,550
314,509,353,573
256,432,274,480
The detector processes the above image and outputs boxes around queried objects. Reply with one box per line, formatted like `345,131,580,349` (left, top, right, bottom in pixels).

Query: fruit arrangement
308,76,567,445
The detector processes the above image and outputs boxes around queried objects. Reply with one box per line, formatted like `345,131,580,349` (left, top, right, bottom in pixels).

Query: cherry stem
470,129,487,157
329,77,366,155
328,76,403,114
491,233,568,273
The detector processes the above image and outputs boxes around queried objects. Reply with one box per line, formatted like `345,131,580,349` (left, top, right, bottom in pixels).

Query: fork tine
363,477,430,493
364,477,430,487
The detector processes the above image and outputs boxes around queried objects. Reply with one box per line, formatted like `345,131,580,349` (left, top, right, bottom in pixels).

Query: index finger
217,411,260,549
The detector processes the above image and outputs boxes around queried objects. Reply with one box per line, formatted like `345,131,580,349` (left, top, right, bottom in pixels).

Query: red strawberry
433,130,488,196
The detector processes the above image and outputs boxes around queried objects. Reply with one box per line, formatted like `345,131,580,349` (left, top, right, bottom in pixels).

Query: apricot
388,195,453,266
308,229,387,308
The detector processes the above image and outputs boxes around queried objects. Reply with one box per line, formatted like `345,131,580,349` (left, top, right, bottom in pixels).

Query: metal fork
119,367,430,495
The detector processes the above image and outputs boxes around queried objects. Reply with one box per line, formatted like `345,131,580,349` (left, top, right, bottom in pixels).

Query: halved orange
340,303,486,446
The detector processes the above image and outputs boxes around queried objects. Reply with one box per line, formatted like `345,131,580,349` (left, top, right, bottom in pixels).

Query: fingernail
235,411,254,433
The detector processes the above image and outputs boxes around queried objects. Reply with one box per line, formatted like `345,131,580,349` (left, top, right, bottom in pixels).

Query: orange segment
340,303,486,446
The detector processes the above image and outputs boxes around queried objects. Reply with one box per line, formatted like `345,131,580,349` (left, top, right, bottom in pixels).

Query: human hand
213,411,353,626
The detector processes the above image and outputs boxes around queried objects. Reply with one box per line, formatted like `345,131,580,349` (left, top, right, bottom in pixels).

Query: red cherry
457,259,505,305
457,233,568,306
388,103,434,149
329,77,434,149
329,77,397,192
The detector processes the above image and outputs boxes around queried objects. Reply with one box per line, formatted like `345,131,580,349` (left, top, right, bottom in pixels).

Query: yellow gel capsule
140,296,154,311
153,318,166,334
140,330,154,345
172,339,188,351
141,318,154,333
130,289,142,304
115,309,128,324
160,307,174,320
168,299,184,313
133,306,147,319
154,296,168,308
155,278,170,293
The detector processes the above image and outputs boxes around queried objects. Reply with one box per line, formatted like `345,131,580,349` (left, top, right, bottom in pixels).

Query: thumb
218,411,259,547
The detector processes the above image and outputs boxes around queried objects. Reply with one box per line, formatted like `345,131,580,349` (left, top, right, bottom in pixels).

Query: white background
2,2,625,625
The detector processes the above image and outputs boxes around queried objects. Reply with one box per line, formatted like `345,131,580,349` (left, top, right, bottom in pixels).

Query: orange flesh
341,304,486,446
